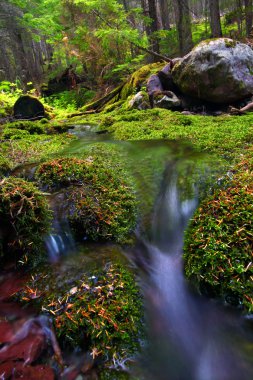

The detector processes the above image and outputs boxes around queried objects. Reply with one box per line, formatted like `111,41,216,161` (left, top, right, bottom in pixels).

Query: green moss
184,153,253,311
89,109,253,161
0,177,52,264
2,128,30,140
0,155,11,178
224,38,238,48
35,157,137,242
0,133,75,168
20,261,143,362
3,120,45,135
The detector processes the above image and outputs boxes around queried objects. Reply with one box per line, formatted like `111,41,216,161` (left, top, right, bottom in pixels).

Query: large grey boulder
172,38,253,104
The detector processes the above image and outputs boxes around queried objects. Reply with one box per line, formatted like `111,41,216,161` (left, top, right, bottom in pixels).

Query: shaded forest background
0,0,253,96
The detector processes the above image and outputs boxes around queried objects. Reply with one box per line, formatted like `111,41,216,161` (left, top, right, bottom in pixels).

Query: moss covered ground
1,80,253,372
75,107,253,312
18,258,143,364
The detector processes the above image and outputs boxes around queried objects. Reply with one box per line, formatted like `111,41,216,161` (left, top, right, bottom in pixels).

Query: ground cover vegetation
1,0,253,375
18,259,143,361
79,106,253,312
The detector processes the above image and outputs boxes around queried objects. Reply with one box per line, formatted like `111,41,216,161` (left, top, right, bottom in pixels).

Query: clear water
4,126,253,379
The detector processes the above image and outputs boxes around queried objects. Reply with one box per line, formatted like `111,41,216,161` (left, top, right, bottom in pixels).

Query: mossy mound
0,177,52,264
2,120,45,135
0,155,11,178
35,157,137,242
120,62,165,100
184,154,253,311
19,261,143,362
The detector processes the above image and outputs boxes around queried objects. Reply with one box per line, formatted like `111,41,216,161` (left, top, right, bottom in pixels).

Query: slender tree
173,0,193,56
235,0,243,35
244,0,253,36
209,0,222,37
158,0,170,30
148,0,160,55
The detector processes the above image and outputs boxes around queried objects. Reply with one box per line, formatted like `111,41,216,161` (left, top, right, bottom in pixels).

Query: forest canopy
2,0,253,88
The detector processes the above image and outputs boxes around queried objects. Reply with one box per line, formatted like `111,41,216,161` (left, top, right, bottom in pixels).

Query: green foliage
44,89,96,110
9,0,149,84
35,156,137,242
0,81,22,95
0,177,52,264
0,81,22,117
20,261,143,361
184,153,253,311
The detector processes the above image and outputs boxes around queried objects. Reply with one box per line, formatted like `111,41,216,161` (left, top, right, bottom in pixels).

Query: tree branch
92,9,172,63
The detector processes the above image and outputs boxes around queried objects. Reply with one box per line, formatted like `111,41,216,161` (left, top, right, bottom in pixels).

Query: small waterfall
134,160,253,380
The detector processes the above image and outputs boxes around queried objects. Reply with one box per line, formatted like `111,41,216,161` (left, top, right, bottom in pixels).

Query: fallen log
80,84,124,112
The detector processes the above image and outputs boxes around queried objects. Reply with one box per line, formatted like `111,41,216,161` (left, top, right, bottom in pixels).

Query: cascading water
3,126,253,379
40,129,253,379
133,159,253,380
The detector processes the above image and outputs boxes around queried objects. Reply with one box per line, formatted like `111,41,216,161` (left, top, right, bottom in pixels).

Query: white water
136,165,253,380
40,132,253,379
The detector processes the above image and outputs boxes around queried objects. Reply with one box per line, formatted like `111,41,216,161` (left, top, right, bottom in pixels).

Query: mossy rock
184,162,253,311
121,62,165,100
19,261,143,362
13,95,45,120
0,177,52,264
35,157,137,242
172,38,253,104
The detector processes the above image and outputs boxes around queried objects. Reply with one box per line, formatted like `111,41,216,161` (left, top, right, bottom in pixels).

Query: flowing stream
4,125,253,379
133,163,253,380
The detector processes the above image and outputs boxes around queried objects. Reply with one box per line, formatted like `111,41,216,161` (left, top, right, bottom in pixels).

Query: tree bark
235,0,243,36
158,0,170,30
147,0,160,58
122,0,129,12
209,0,222,37
244,0,253,36
173,0,193,56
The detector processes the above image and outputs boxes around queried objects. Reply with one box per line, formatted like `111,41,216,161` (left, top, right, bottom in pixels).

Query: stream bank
0,102,253,378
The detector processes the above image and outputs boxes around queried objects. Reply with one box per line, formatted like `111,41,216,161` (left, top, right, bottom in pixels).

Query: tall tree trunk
158,0,170,29
235,0,243,36
141,0,160,61
122,0,128,12
148,0,160,56
244,0,253,36
209,0,222,37
173,0,193,56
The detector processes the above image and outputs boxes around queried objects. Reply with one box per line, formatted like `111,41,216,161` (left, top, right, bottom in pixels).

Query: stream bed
1,125,253,379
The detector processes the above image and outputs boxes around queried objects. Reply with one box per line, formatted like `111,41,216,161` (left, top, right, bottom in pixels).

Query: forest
0,1,253,380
